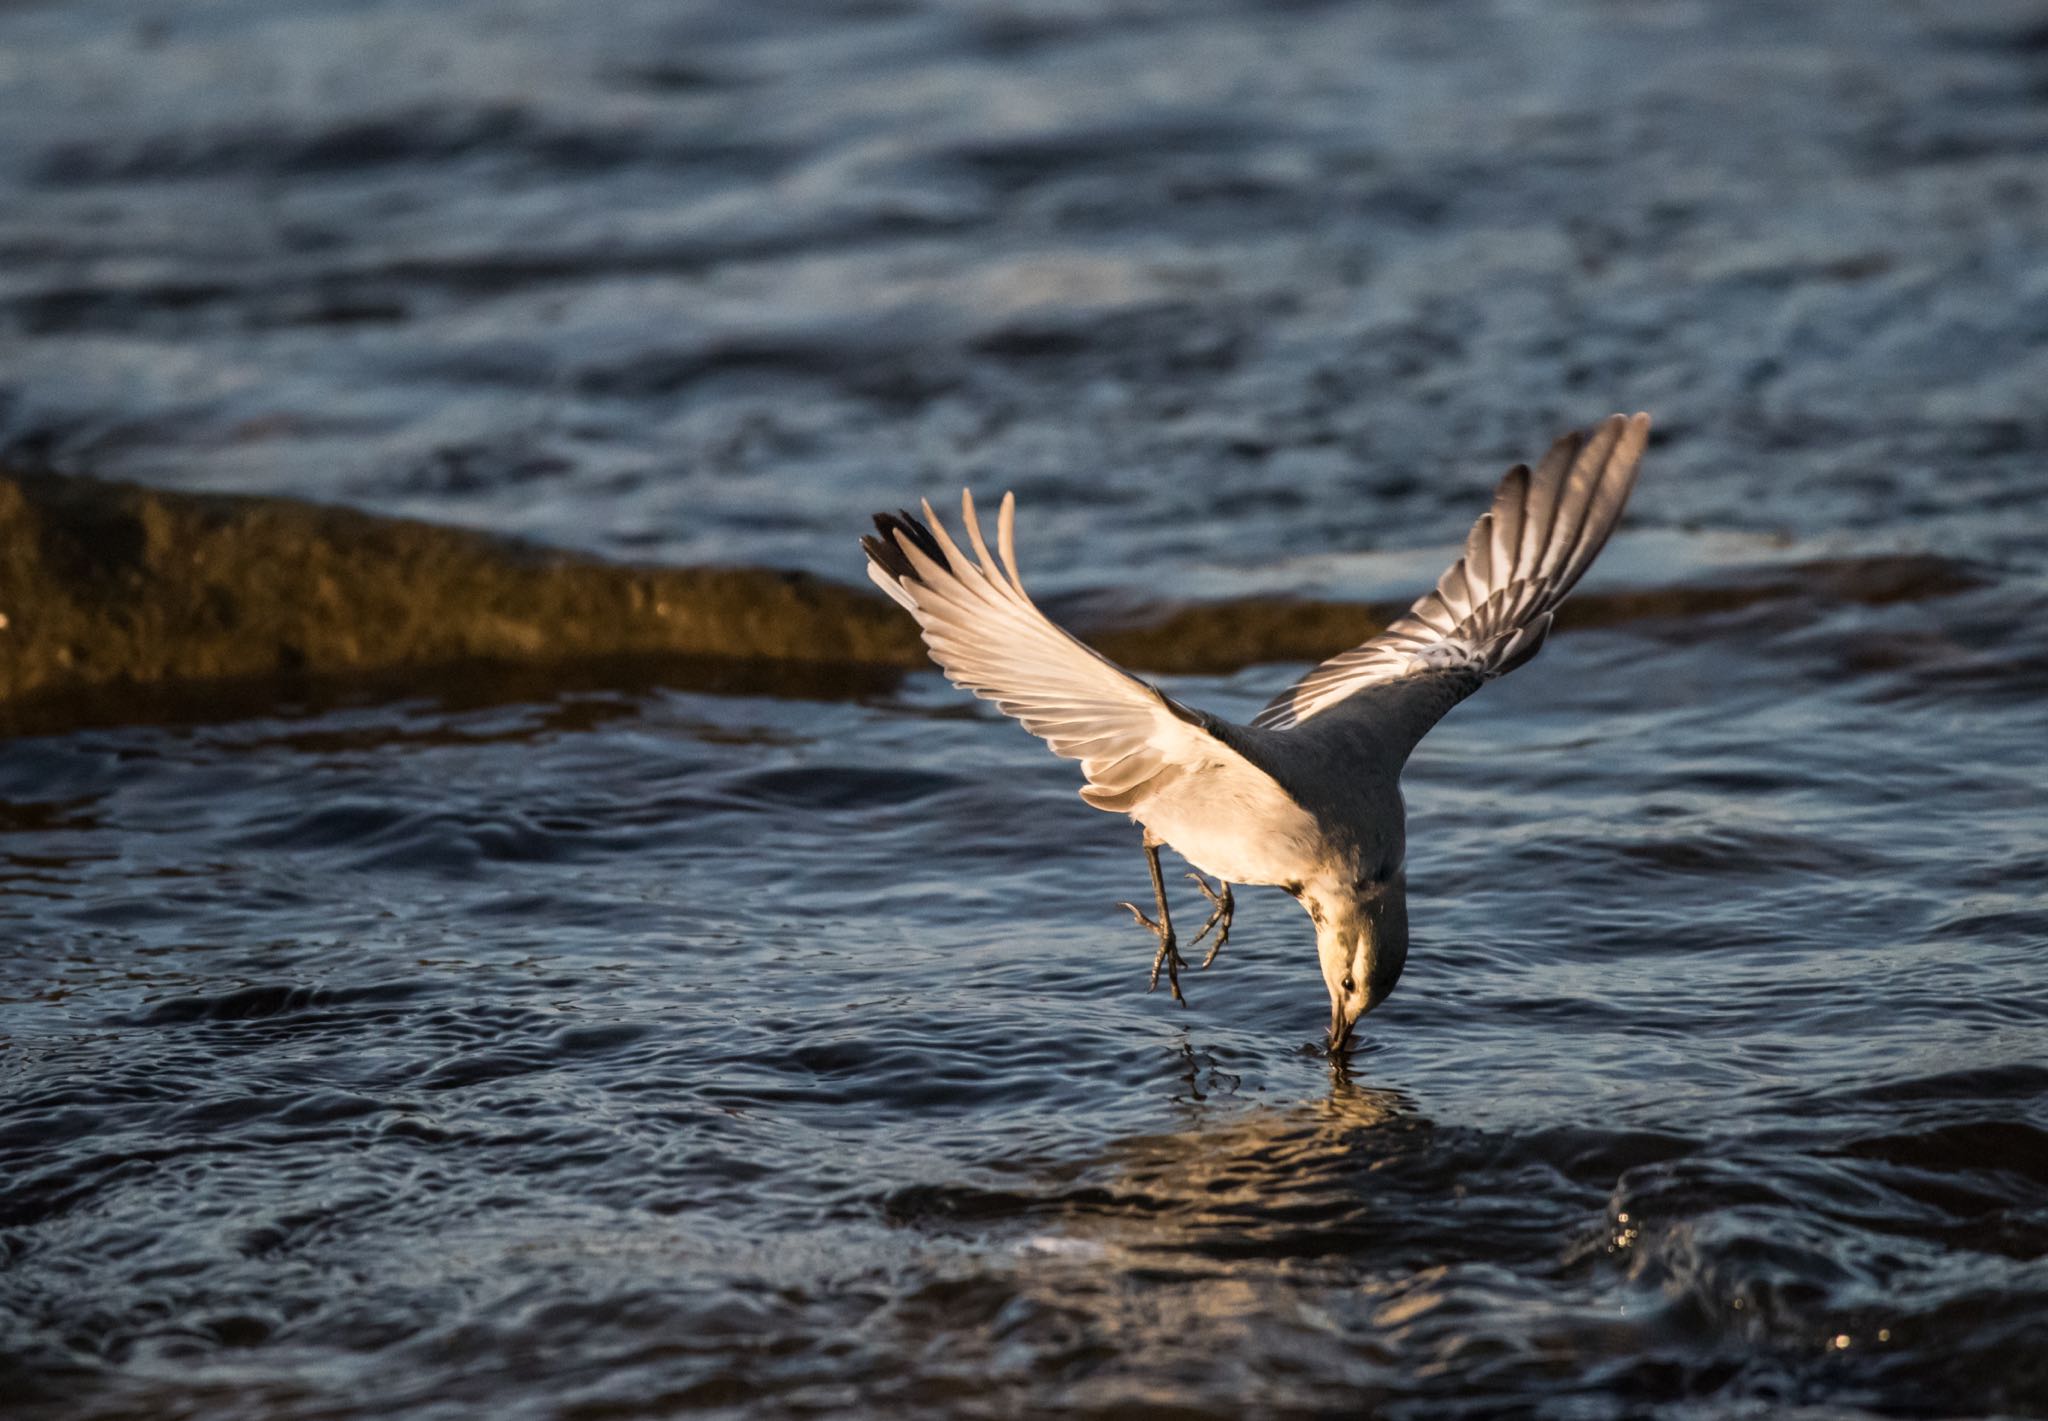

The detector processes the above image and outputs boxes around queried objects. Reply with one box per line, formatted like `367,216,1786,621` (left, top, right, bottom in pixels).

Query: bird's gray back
1204,696,1430,881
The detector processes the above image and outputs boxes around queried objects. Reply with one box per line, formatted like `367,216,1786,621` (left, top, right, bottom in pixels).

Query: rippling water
4,1,2048,1417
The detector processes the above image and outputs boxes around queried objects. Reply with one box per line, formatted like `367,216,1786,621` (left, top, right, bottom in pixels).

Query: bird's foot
1119,901,1188,1006
1186,873,1234,969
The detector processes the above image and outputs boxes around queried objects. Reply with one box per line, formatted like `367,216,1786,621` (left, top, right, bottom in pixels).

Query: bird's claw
1120,901,1188,1006
1185,872,1234,969
1152,933,1189,1006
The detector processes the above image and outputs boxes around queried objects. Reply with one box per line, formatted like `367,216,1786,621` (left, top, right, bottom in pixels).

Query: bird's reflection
923,1073,1438,1399
1011,1074,1426,1267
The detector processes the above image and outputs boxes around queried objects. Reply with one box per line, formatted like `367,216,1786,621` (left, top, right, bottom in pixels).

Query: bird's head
1311,872,1409,1055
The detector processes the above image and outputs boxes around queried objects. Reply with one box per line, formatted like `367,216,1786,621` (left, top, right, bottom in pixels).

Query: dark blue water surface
4,1,2048,1416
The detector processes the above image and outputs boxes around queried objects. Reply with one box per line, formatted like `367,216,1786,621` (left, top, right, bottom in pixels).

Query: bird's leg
1186,872,1234,968
1118,836,1188,1005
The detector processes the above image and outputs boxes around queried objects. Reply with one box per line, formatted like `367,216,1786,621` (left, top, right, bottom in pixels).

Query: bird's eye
1341,975,1355,994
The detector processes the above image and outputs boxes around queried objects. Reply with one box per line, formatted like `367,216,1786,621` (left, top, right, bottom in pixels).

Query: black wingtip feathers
863,508,950,585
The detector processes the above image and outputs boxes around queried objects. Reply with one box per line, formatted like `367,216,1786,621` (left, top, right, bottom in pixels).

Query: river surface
4,1,2048,1417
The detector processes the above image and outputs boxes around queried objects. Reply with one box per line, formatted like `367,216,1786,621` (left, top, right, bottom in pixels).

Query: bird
861,413,1651,1052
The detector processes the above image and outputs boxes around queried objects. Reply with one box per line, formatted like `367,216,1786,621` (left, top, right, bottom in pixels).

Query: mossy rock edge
0,468,1979,735
0,468,927,710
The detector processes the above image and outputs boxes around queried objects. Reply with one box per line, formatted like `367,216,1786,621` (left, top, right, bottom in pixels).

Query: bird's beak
1327,1006,1356,1055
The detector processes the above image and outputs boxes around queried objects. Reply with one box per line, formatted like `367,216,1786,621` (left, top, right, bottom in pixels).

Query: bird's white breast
1130,754,1327,888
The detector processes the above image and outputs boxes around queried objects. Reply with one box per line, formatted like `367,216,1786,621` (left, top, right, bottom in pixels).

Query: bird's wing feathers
1252,412,1650,739
863,491,1233,813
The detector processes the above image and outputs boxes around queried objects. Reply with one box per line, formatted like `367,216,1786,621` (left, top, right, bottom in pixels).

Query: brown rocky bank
0,468,1977,735
0,468,938,728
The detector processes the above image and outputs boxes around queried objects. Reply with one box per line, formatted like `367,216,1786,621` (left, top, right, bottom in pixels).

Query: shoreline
0,466,1981,736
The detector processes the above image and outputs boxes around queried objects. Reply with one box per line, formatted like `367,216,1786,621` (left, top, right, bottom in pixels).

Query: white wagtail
863,414,1651,1051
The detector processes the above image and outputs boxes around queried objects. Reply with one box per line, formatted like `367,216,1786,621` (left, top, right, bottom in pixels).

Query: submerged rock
0,468,925,723
0,468,1983,735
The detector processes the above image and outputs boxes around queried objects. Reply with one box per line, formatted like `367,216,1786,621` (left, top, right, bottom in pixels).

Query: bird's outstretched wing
864,491,1230,814
1253,412,1650,742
